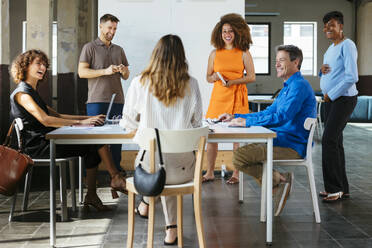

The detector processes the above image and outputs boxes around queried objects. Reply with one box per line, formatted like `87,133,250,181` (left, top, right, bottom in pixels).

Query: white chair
9,118,82,222
126,126,209,248
315,96,324,136
239,118,321,223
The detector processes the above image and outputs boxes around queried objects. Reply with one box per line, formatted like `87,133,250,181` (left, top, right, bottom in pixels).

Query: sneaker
273,182,290,216
283,172,294,195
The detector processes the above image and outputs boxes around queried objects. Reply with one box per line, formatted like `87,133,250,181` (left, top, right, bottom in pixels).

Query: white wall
357,1,372,75
99,0,244,115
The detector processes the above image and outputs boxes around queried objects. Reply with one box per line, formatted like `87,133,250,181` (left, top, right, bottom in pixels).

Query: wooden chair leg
193,190,206,248
147,197,155,248
127,192,135,248
177,195,183,247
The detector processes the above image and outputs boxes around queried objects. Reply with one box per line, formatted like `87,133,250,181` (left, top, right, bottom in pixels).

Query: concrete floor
1,123,372,247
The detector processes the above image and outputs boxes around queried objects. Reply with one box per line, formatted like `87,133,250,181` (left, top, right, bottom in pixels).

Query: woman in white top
120,34,202,245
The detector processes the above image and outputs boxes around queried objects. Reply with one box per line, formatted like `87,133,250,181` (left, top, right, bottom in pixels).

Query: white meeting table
46,124,276,247
248,95,274,112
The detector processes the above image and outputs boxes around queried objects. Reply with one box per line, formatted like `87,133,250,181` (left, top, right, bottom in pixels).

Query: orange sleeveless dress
206,48,249,118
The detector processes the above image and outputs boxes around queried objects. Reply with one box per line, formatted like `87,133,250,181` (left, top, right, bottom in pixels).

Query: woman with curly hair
10,49,127,211
203,13,256,184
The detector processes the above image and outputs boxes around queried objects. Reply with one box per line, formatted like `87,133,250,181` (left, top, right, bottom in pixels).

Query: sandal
83,194,111,212
164,224,178,246
322,192,344,203
319,191,350,199
111,172,128,199
226,176,239,184
135,199,149,219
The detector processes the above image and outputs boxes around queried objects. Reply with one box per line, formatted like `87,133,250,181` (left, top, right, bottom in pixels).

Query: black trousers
322,95,357,194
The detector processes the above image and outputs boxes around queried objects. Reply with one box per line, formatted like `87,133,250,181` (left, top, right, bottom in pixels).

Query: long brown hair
140,34,190,106
211,13,252,51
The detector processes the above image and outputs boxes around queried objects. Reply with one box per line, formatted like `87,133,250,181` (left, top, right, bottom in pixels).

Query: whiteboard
99,0,244,115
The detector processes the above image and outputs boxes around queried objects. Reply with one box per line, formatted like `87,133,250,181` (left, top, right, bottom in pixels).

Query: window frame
283,21,317,76
247,22,271,76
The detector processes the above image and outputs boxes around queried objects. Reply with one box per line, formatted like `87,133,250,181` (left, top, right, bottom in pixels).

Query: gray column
56,0,79,114
0,0,10,142
26,0,53,105
76,0,98,115
356,1,372,95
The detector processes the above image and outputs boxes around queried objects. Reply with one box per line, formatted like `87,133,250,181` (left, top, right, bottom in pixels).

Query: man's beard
104,33,113,41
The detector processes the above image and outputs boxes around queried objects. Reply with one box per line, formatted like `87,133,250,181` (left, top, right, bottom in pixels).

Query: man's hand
229,117,246,127
320,64,331,75
104,65,119,76
324,94,331,102
218,113,234,122
117,64,130,79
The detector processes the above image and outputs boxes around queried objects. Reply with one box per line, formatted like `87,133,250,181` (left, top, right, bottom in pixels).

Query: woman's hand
80,115,106,126
324,94,331,102
218,113,234,122
321,64,331,75
211,72,219,82
224,80,232,87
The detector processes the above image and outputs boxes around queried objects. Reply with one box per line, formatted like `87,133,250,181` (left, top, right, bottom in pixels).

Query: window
283,22,317,76
248,23,270,75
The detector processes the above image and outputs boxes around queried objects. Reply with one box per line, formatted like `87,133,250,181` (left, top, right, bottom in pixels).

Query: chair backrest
134,126,209,153
14,118,24,150
133,126,209,185
304,117,317,161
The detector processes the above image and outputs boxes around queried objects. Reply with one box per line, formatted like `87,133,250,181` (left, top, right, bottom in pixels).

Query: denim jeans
87,102,124,172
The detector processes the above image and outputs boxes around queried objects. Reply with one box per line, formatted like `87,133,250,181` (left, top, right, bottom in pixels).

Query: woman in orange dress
203,13,256,184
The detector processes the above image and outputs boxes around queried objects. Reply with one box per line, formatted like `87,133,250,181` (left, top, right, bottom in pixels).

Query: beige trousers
136,150,195,225
233,143,301,187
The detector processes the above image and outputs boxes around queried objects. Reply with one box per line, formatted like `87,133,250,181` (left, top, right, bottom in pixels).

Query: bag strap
139,149,146,162
3,120,15,147
137,128,164,167
154,128,164,166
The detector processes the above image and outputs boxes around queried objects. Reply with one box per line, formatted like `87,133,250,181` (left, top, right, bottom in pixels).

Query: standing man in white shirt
78,13,130,172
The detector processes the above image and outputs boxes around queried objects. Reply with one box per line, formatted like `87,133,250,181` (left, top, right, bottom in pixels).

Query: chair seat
33,157,77,164
273,159,307,165
126,177,195,196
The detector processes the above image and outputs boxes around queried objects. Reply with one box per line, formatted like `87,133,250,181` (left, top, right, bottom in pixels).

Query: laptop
104,93,120,125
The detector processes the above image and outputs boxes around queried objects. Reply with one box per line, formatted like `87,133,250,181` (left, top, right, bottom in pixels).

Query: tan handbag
0,120,34,196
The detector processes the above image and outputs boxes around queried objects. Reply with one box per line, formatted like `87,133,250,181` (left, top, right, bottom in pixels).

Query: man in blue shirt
219,45,316,216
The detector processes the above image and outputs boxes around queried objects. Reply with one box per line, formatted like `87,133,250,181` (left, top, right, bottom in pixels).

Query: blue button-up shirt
235,71,316,158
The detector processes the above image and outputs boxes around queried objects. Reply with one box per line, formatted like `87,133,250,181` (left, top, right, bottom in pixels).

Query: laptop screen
105,93,116,122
